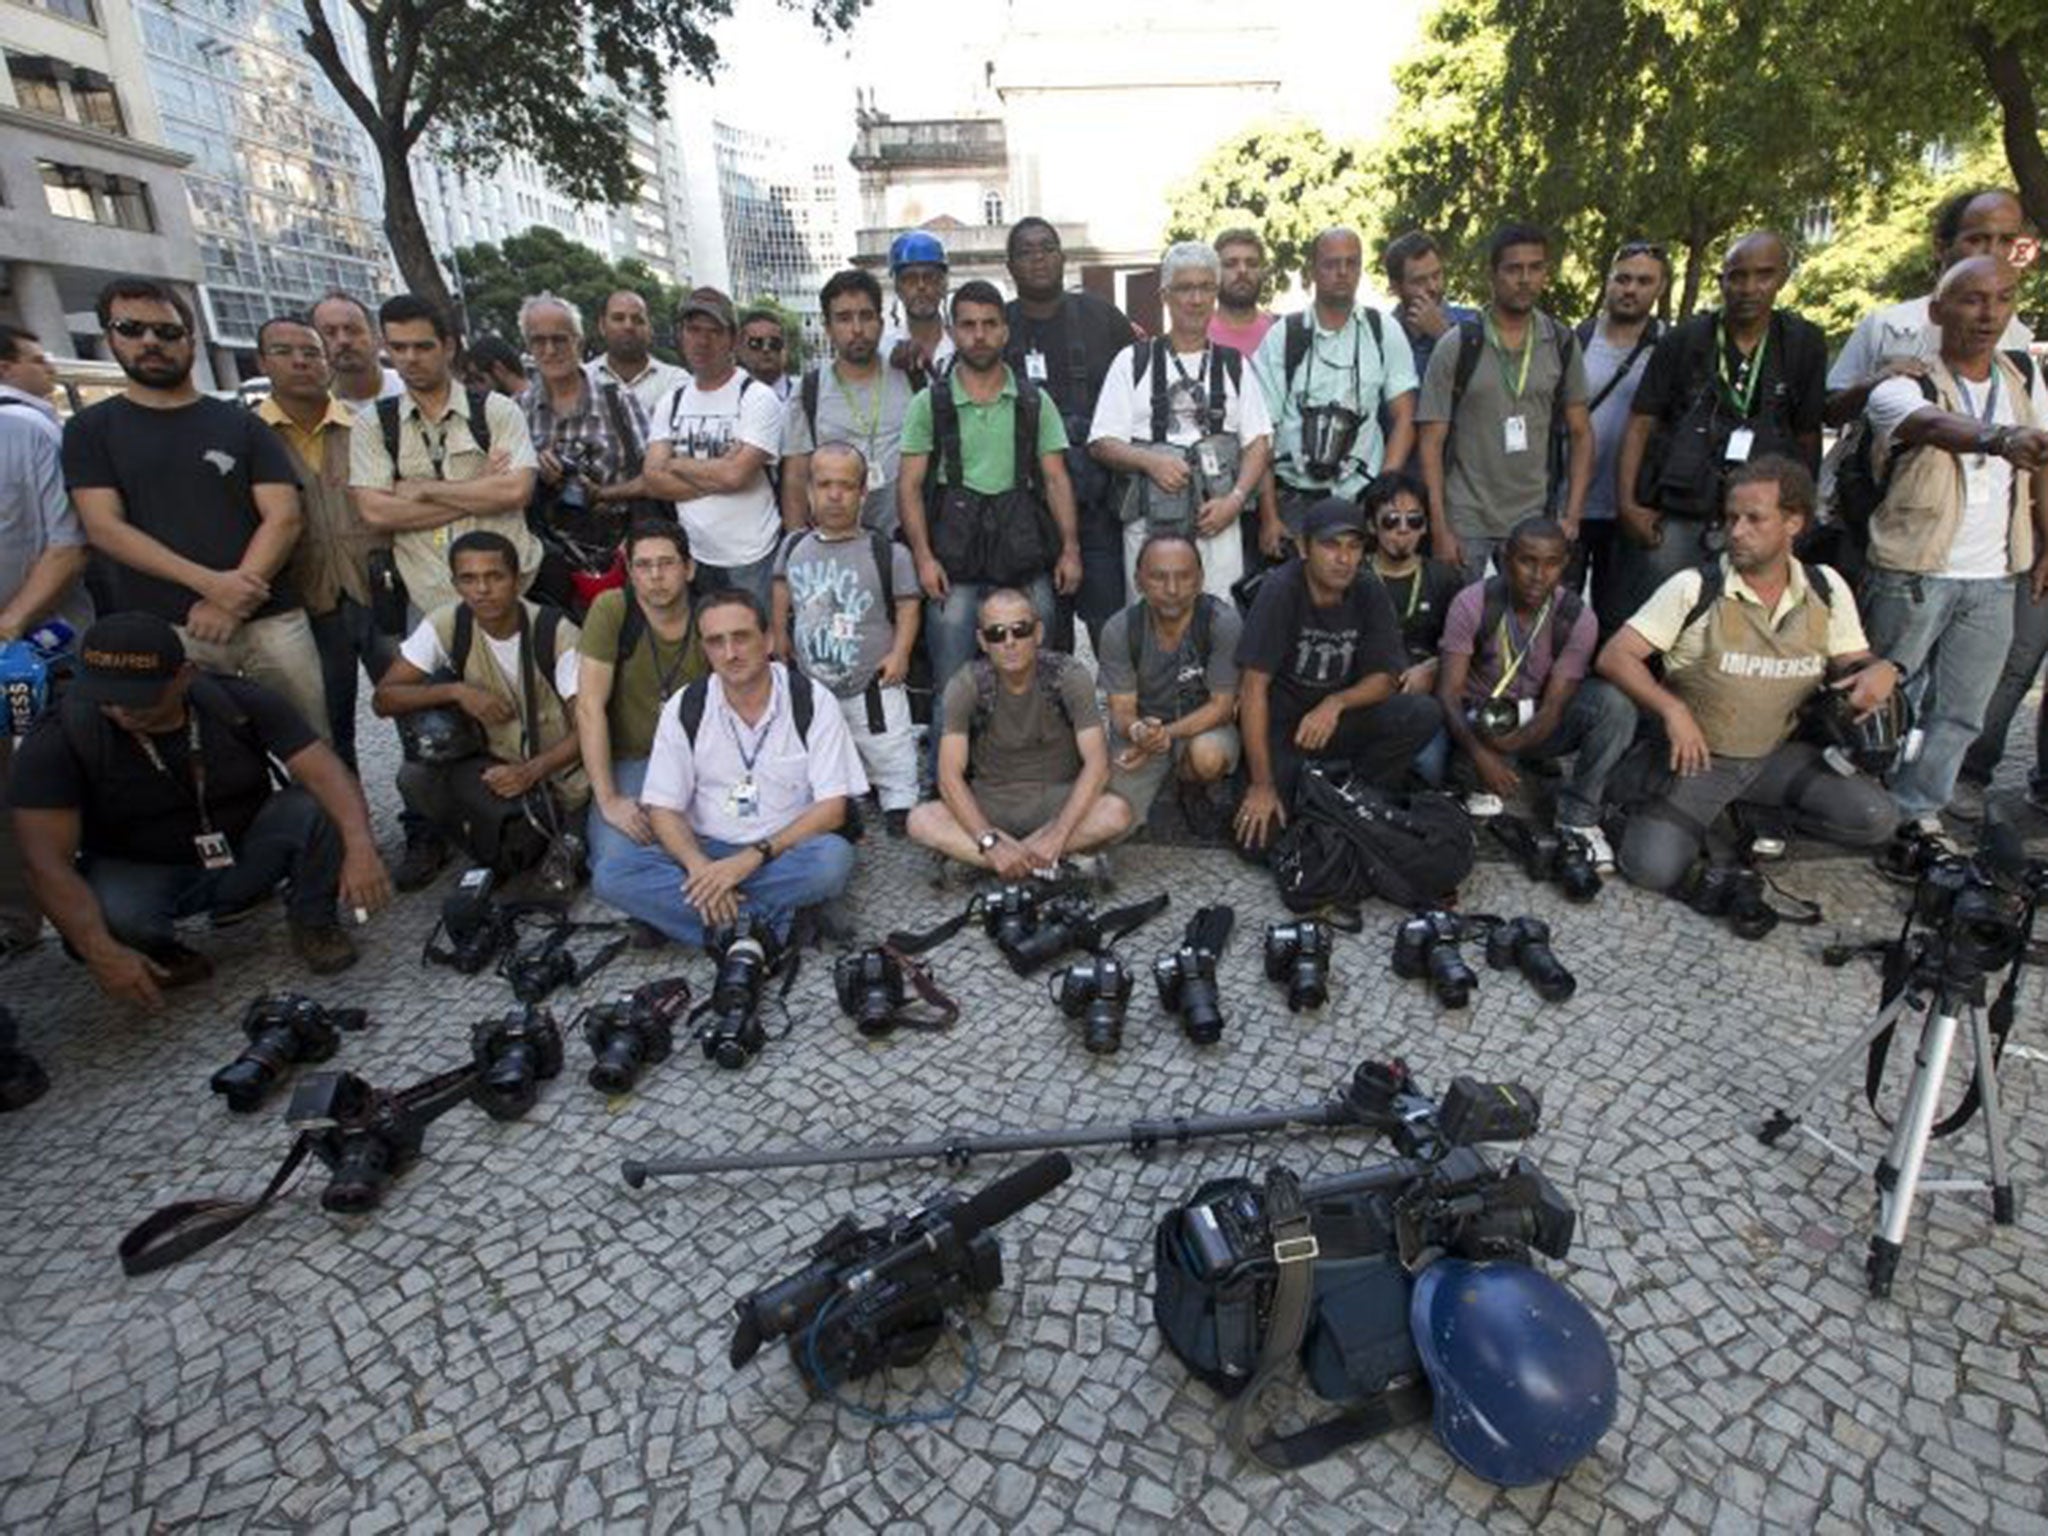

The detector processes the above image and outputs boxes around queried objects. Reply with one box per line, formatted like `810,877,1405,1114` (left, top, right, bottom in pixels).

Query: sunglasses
1612,241,1668,264
744,335,785,353
1378,511,1428,532
980,621,1036,644
109,319,190,343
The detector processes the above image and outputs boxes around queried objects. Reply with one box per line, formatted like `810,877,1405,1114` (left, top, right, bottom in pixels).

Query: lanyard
1716,319,1770,417
1484,311,1533,399
723,689,781,776
130,712,214,835
1491,594,1554,699
649,620,695,703
1955,369,2002,464
832,365,885,455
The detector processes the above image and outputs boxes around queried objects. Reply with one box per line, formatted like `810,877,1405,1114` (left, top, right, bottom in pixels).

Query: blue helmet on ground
889,231,948,274
1410,1259,1618,1487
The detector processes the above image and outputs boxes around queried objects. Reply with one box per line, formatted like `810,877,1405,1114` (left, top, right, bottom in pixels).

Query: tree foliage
1162,120,1381,294
296,0,868,313
453,225,685,358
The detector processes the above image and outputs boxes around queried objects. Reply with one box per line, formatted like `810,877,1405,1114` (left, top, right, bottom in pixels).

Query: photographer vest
925,370,1061,585
282,413,385,614
429,599,589,806
1664,562,1832,759
1869,354,2040,576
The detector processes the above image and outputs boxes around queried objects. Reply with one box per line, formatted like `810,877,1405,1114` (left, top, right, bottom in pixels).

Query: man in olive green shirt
576,521,708,885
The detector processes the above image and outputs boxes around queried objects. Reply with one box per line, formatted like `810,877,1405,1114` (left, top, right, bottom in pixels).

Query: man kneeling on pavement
908,587,1132,876
9,614,391,1004
373,531,588,888
1596,456,1898,887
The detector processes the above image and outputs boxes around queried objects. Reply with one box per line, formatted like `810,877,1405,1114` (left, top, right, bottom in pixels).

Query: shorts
974,780,1076,838
1108,726,1241,821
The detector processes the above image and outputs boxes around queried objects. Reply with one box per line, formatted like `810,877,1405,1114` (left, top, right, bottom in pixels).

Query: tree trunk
1965,22,2048,238
380,144,455,320
1678,230,1709,318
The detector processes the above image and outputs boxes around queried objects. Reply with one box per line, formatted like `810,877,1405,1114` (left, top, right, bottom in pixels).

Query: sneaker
1948,777,1989,823
1465,792,1505,820
395,834,452,893
289,921,358,976
883,808,911,838
143,940,216,991
1563,822,1616,873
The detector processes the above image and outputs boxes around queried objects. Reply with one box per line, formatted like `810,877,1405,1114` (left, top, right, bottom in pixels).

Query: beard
120,351,192,388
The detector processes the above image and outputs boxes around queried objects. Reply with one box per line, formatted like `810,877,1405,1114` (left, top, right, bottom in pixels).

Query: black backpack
377,389,493,467
1270,768,1475,914
1133,339,1242,441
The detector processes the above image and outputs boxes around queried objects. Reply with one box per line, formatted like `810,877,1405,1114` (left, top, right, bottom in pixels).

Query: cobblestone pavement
3,700,2047,1534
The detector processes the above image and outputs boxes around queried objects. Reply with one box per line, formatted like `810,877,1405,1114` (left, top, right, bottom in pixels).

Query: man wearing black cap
1234,498,1442,851
6,614,391,1005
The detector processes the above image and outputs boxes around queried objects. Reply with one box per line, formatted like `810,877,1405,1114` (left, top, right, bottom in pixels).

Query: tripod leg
1867,1008,1961,1299
1759,994,1914,1147
1967,1006,2018,1226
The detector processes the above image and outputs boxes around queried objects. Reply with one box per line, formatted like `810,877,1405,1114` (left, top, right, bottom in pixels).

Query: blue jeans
1423,681,1640,827
309,597,399,775
588,757,649,882
80,785,343,947
924,574,1058,703
590,831,855,949
1861,571,2017,821
1962,576,2048,790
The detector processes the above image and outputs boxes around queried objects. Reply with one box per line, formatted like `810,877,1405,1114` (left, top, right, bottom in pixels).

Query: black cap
72,613,186,706
1302,498,1369,543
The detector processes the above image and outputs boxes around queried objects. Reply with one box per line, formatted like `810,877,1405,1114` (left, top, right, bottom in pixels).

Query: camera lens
1286,961,1327,1012
1181,983,1224,1045
210,1046,287,1113
1427,943,1476,1009
322,1134,392,1213
1554,850,1602,903
1082,1002,1123,1054
478,1041,540,1119
588,1029,644,1094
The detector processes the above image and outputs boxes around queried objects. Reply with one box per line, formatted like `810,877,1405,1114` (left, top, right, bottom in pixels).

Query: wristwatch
976,829,1001,854
1977,424,2015,459
752,838,776,864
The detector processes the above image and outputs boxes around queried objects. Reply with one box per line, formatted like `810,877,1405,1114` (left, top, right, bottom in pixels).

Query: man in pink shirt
1206,229,1277,355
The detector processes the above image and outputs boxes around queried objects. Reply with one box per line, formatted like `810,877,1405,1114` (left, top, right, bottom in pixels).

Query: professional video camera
1050,954,1133,1054
209,994,363,1112
423,867,509,973
727,1152,1072,1399
1264,918,1332,1012
1484,917,1576,1002
577,977,691,1095
470,1005,565,1119
1153,905,1232,1046
1391,911,1480,1008
1676,861,1776,940
1492,817,1601,903
699,916,781,1069
285,1071,434,1214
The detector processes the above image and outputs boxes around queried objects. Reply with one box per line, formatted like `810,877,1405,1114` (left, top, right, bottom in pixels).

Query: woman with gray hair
1085,241,1274,599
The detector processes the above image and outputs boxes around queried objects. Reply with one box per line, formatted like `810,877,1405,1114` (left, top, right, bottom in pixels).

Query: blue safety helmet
889,230,949,274
1409,1259,1618,1487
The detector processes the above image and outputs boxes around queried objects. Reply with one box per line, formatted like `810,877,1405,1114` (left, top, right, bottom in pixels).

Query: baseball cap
72,613,186,706
1302,498,1369,543
678,286,737,330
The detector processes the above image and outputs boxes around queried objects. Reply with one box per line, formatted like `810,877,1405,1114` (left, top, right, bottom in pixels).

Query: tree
451,225,683,353
1162,120,1381,293
296,0,867,316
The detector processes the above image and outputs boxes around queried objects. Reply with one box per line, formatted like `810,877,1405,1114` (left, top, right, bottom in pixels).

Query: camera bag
1271,768,1475,914
1153,1167,1430,1470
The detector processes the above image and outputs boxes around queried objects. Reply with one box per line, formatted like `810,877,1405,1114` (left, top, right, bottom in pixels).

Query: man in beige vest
372,531,587,890
1597,457,1898,890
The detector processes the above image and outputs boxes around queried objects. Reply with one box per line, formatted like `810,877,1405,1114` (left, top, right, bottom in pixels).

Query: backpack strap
1548,316,1577,424
677,677,709,745
533,606,564,689
787,665,814,746
376,395,401,469
869,527,895,610
1582,319,1660,417
801,369,822,445
598,382,644,476
465,389,493,454
1282,312,1311,393
1677,561,1728,640
1449,319,1484,415
931,375,965,488
615,588,648,666
449,601,475,675
1015,375,1044,495
1149,338,1170,444
1126,599,1148,678
1207,345,1237,436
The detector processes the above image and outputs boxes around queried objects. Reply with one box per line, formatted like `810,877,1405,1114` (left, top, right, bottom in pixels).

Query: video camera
210,994,363,1112
285,1071,433,1214
699,916,781,1069
727,1152,1072,1394
1910,849,2043,976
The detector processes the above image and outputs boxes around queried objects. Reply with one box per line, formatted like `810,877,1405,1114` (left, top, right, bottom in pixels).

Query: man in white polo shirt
589,585,865,947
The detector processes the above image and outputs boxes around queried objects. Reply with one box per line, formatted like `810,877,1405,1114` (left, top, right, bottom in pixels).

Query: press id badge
1725,427,1755,463
726,776,761,819
1503,415,1529,454
1197,441,1223,478
1024,349,1048,382
195,832,235,871
830,611,859,644
866,460,885,492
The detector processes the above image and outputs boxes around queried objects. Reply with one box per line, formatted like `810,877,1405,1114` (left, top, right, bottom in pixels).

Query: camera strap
887,894,985,955
117,1064,480,1276
1093,891,1171,947
862,945,960,1037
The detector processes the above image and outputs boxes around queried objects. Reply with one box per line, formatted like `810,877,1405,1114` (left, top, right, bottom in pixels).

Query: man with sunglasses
1364,471,1462,698
63,279,331,744
908,589,1131,878
737,310,795,402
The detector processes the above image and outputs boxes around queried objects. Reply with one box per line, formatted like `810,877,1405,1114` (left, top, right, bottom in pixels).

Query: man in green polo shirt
898,279,1082,695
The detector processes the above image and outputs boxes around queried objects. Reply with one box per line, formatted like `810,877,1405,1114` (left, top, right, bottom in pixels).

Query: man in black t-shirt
1004,217,1138,651
1234,499,1442,850
1363,471,1463,690
8,614,391,1006
62,278,330,742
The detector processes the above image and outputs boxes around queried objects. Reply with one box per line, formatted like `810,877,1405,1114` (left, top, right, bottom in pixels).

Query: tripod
1759,931,2019,1299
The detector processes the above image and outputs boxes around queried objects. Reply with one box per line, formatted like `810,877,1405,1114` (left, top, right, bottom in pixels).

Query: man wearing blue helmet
883,231,954,388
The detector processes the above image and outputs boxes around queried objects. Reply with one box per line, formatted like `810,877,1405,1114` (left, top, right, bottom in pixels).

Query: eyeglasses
980,621,1036,644
1378,511,1428,532
526,333,578,351
1169,282,1219,298
109,319,190,343
629,555,685,574
745,335,785,353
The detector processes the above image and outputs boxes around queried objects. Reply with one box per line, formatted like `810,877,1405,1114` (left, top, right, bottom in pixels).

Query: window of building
38,160,156,231
6,54,126,135
20,0,99,25
983,189,1004,227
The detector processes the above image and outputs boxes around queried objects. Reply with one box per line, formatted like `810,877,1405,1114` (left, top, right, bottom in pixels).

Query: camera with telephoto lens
470,1005,564,1120
1484,917,1577,1002
1051,954,1133,1054
209,994,361,1112
1154,945,1224,1044
1392,911,1479,1008
1492,817,1601,902
1263,919,1332,1012
1677,861,1777,940
424,867,507,973
699,915,780,1069
580,993,677,1096
834,947,907,1037
286,1071,428,1214
999,893,1103,975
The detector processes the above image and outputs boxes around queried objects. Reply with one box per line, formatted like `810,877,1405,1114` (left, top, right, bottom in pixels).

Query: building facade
1,0,210,379
713,119,850,349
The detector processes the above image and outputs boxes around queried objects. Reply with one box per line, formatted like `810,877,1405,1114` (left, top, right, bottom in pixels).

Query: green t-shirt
578,588,708,760
899,365,1070,493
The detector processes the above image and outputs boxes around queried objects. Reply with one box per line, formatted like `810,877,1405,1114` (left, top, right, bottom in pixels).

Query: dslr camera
1153,945,1224,1044
1677,861,1776,941
1263,919,1333,1012
997,892,1102,975
1484,916,1576,1002
580,989,680,1096
1051,954,1133,1054
979,883,1042,952
1392,911,1479,1008
210,994,361,1112
834,947,908,1037
1492,818,1601,902
470,1005,565,1120
699,915,779,1069
286,1071,427,1214
1912,852,2039,975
